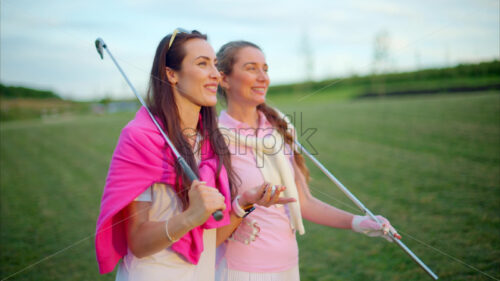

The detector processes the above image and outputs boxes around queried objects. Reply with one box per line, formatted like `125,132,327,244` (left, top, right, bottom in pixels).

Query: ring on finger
270,185,276,197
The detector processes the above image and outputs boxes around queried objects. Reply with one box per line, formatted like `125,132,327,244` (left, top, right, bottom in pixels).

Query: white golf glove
229,219,260,245
351,215,401,242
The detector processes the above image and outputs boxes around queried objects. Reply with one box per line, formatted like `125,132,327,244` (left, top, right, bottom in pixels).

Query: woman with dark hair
215,41,400,281
95,30,291,281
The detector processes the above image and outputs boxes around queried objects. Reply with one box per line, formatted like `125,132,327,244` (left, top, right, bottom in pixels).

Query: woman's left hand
240,183,296,208
351,215,401,242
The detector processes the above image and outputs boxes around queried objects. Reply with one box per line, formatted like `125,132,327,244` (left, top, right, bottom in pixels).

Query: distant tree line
268,60,500,96
1,60,499,101
0,84,61,99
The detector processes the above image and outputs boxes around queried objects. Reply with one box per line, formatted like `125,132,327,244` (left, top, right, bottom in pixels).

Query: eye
198,61,207,66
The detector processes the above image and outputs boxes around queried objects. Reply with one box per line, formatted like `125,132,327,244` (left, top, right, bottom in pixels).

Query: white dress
115,135,216,281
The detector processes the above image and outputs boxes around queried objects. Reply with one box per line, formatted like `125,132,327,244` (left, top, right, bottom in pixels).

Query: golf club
294,140,439,280
95,37,223,221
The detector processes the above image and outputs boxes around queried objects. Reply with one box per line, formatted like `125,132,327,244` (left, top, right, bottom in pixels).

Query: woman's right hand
229,218,260,245
185,180,226,228
240,183,296,208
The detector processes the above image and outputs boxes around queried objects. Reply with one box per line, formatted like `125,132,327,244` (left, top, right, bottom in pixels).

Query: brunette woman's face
170,38,220,107
221,47,270,107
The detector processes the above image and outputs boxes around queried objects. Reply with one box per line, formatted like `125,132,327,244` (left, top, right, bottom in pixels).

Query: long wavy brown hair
146,30,238,209
216,41,310,182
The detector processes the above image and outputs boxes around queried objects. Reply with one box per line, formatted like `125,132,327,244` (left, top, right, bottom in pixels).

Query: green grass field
1,92,499,280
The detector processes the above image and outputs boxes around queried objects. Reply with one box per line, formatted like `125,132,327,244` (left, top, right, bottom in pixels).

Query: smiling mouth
252,87,267,94
205,85,218,93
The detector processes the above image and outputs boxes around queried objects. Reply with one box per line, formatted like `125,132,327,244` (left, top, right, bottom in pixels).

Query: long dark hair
216,40,310,181
146,30,237,208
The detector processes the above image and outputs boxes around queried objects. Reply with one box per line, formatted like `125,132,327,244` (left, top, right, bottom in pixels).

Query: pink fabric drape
95,107,231,274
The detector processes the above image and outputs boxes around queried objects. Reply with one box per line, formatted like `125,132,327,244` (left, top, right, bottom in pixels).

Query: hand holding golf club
294,140,438,280
184,180,227,228
352,215,401,242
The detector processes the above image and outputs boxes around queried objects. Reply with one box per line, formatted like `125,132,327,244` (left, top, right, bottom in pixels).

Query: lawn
1,92,499,280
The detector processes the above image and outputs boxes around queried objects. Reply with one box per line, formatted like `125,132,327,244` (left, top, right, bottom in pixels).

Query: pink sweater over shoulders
95,107,231,274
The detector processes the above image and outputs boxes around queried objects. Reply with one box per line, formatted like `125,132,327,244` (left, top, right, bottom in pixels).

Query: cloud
1,0,498,100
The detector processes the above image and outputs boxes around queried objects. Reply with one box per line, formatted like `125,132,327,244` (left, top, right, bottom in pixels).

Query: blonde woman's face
222,47,270,107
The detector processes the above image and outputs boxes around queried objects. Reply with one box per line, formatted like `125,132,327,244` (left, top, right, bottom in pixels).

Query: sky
1,0,499,101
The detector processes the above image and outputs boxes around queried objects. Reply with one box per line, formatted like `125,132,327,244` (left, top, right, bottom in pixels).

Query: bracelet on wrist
232,195,255,218
165,218,179,243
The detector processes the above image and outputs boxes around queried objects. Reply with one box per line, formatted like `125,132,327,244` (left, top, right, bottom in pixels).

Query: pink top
218,110,298,272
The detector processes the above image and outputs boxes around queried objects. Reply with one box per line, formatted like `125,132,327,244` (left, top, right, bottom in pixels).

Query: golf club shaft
96,38,223,221
294,140,438,280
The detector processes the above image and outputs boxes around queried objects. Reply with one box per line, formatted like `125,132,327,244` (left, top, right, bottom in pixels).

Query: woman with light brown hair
215,40,399,281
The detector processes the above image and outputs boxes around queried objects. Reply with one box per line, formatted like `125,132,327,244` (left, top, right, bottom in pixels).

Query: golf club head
95,38,105,59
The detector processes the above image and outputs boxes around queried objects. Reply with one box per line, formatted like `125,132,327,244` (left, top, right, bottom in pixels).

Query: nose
257,68,269,84
210,64,221,81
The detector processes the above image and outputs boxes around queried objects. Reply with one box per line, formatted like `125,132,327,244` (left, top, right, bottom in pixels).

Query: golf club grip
177,157,223,221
